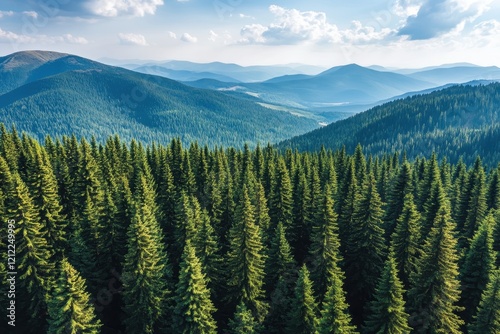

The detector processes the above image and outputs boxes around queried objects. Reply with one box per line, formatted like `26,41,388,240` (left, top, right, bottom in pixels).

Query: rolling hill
279,83,500,166
0,51,318,147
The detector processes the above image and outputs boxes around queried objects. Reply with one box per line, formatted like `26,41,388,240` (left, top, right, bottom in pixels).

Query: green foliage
173,240,217,334
363,254,411,334
287,265,319,334
280,83,500,167
468,268,500,334
229,302,260,334
47,258,102,334
1,127,499,333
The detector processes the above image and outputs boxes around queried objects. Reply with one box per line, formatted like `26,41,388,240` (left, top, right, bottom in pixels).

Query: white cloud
0,28,34,43
118,33,148,45
181,32,197,43
167,31,177,39
208,30,218,42
62,34,89,44
86,0,164,17
22,11,39,19
398,0,493,39
239,13,254,19
471,19,500,37
239,6,393,45
0,11,14,18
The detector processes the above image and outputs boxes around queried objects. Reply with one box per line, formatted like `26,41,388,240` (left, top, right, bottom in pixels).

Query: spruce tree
11,172,55,330
389,193,421,289
122,174,172,333
468,268,500,334
345,173,387,325
287,265,319,334
266,221,297,294
384,162,413,238
226,186,268,322
459,214,496,324
309,184,344,300
487,165,500,210
173,240,217,334
363,254,411,334
269,157,293,234
317,270,357,334
408,190,463,333
229,302,260,334
47,258,102,334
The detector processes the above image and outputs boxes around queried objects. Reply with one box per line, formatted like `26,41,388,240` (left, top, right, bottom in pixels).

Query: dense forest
280,83,500,167
0,51,317,147
1,124,500,333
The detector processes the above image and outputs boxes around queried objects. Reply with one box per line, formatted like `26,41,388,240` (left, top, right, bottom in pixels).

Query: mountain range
1,50,500,161
279,83,500,166
0,51,317,146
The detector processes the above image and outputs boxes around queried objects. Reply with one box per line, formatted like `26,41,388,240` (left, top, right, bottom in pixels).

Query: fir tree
363,254,411,334
266,221,297,294
122,174,172,333
47,258,102,334
11,172,55,330
173,240,217,334
229,302,260,334
309,184,344,300
345,173,387,325
226,186,268,322
408,191,464,333
459,214,496,324
389,193,421,289
287,265,319,334
468,268,500,334
317,271,357,334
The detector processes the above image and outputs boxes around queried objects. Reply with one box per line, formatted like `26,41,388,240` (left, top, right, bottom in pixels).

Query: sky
0,0,499,68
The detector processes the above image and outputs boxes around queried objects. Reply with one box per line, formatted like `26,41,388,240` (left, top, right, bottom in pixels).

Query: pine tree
266,276,295,334
287,265,319,334
291,160,311,262
468,268,500,334
389,193,421,289
317,271,357,334
47,258,102,334
229,302,260,334
122,174,172,333
226,186,268,322
173,240,217,334
336,160,359,258
363,254,411,334
459,214,496,324
408,190,464,333
487,164,500,210
309,184,344,300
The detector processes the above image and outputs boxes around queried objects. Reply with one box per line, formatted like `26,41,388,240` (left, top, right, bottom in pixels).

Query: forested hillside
1,125,499,333
280,83,500,166
0,51,317,147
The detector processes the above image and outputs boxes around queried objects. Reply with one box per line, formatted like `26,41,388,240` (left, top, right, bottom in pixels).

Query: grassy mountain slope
279,83,500,166
0,51,318,147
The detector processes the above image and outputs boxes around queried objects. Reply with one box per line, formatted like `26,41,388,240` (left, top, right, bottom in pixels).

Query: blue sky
1,0,499,68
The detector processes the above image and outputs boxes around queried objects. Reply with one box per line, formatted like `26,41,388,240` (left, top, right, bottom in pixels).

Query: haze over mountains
1,50,500,152
0,51,317,146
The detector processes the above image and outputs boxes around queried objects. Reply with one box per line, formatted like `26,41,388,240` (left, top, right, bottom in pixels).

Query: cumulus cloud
86,0,164,17
181,32,197,43
239,5,392,45
167,31,177,39
0,28,34,43
118,33,148,45
398,0,493,40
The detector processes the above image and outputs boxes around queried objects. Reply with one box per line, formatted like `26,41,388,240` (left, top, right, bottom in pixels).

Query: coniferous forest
1,124,500,334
